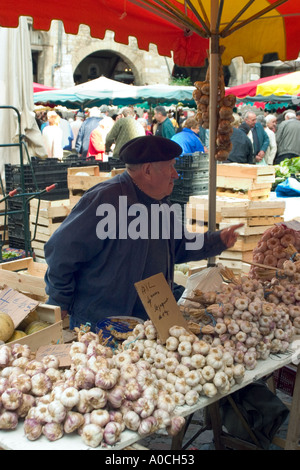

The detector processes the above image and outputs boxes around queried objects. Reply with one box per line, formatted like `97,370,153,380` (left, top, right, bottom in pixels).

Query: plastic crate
176,168,209,185
273,365,296,397
173,180,209,196
108,157,126,170
175,152,209,170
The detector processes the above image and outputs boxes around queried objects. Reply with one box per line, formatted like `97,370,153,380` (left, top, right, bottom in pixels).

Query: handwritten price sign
134,273,190,343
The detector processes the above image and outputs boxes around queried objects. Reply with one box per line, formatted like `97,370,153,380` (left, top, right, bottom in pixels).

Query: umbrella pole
207,2,219,267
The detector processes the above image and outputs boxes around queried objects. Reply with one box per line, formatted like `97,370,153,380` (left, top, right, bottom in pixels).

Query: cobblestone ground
138,391,292,451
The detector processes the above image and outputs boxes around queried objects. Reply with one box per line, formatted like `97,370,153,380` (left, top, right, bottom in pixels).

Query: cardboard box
7,303,63,352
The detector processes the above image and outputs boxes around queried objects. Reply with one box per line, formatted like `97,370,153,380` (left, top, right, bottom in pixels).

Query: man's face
245,113,257,128
154,111,163,123
150,159,178,199
267,117,277,131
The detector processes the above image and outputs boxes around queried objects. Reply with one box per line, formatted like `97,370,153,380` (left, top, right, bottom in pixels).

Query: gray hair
256,115,266,127
122,107,135,117
285,112,297,120
154,106,167,116
125,163,144,171
265,114,276,124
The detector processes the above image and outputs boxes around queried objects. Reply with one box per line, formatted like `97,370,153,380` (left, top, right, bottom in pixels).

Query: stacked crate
0,201,8,246
187,195,286,274
170,152,209,205
216,163,276,201
30,199,72,262
68,166,125,205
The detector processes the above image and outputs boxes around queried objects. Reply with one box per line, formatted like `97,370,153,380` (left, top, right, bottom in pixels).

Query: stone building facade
30,19,296,91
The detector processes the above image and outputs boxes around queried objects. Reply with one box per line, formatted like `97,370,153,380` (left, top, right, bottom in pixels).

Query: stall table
0,343,299,451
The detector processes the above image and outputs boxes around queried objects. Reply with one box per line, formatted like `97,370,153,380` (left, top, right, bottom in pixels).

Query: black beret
119,135,182,164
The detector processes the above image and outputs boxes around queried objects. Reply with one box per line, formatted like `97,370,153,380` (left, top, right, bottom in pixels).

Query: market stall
0,226,300,451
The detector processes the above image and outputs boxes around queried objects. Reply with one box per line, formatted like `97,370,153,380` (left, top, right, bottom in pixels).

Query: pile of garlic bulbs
187,269,299,370
0,323,245,448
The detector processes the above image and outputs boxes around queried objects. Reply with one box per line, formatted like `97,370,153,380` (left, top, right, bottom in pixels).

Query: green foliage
169,77,193,86
275,156,300,178
273,156,300,190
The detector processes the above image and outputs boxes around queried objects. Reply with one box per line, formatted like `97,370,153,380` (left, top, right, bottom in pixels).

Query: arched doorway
73,50,135,84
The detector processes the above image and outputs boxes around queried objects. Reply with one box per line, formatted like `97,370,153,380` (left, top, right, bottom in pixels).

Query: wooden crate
217,163,275,180
188,195,285,223
67,166,124,204
0,257,47,301
7,303,63,352
0,201,9,245
216,186,272,201
216,163,275,200
30,199,73,261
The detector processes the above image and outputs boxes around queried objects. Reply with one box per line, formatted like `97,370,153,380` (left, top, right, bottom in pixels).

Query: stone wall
32,21,174,88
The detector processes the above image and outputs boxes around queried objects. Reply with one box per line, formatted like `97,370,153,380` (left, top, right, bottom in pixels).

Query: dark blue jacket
75,117,101,158
44,171,227,331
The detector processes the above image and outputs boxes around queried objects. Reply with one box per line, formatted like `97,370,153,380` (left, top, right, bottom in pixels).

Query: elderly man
154,106,176,139
243,111,269,164
105,107,145,158
274,112,300,164
44,135,242,331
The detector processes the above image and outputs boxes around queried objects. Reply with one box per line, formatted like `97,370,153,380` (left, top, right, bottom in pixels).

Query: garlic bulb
123,410,141,431
0,410,18,430
64,411,85,434
81,423,104,448
90,409,110,427
60,386,80,409
1,387,23,410
24,418,43,440
103,421,123,445
42,422,64,441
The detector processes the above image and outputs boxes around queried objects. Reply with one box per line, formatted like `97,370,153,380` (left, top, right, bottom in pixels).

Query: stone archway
71,30,147,86
73,49,139,85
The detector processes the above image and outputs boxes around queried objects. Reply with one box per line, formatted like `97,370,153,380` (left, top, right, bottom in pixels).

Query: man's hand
255,150,265,162
220,223,244,248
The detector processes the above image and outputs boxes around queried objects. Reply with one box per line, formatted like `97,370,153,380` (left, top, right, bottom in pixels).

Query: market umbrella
225,73,290,99
226,71,300,109
256,70,300,96
33,82,59,93
34,76,196,108
34,76,140,108
2,1,300,263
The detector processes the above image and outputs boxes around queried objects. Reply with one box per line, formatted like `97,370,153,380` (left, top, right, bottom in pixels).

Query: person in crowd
105,107,145,158
171,117,205,155
55,110,74,152
258,115,277,165
42,111,63,159
296,111,300,121
142,109,149,122
226,114,253,164
265,114,277,133
137,118,152,136
75,107,102,159
71,112,85,150
154,106,176,139
167,111,179,132
176,108,187,130
274,111,300,164
44,135,243,331
243,111,269,164
86,116,114,160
